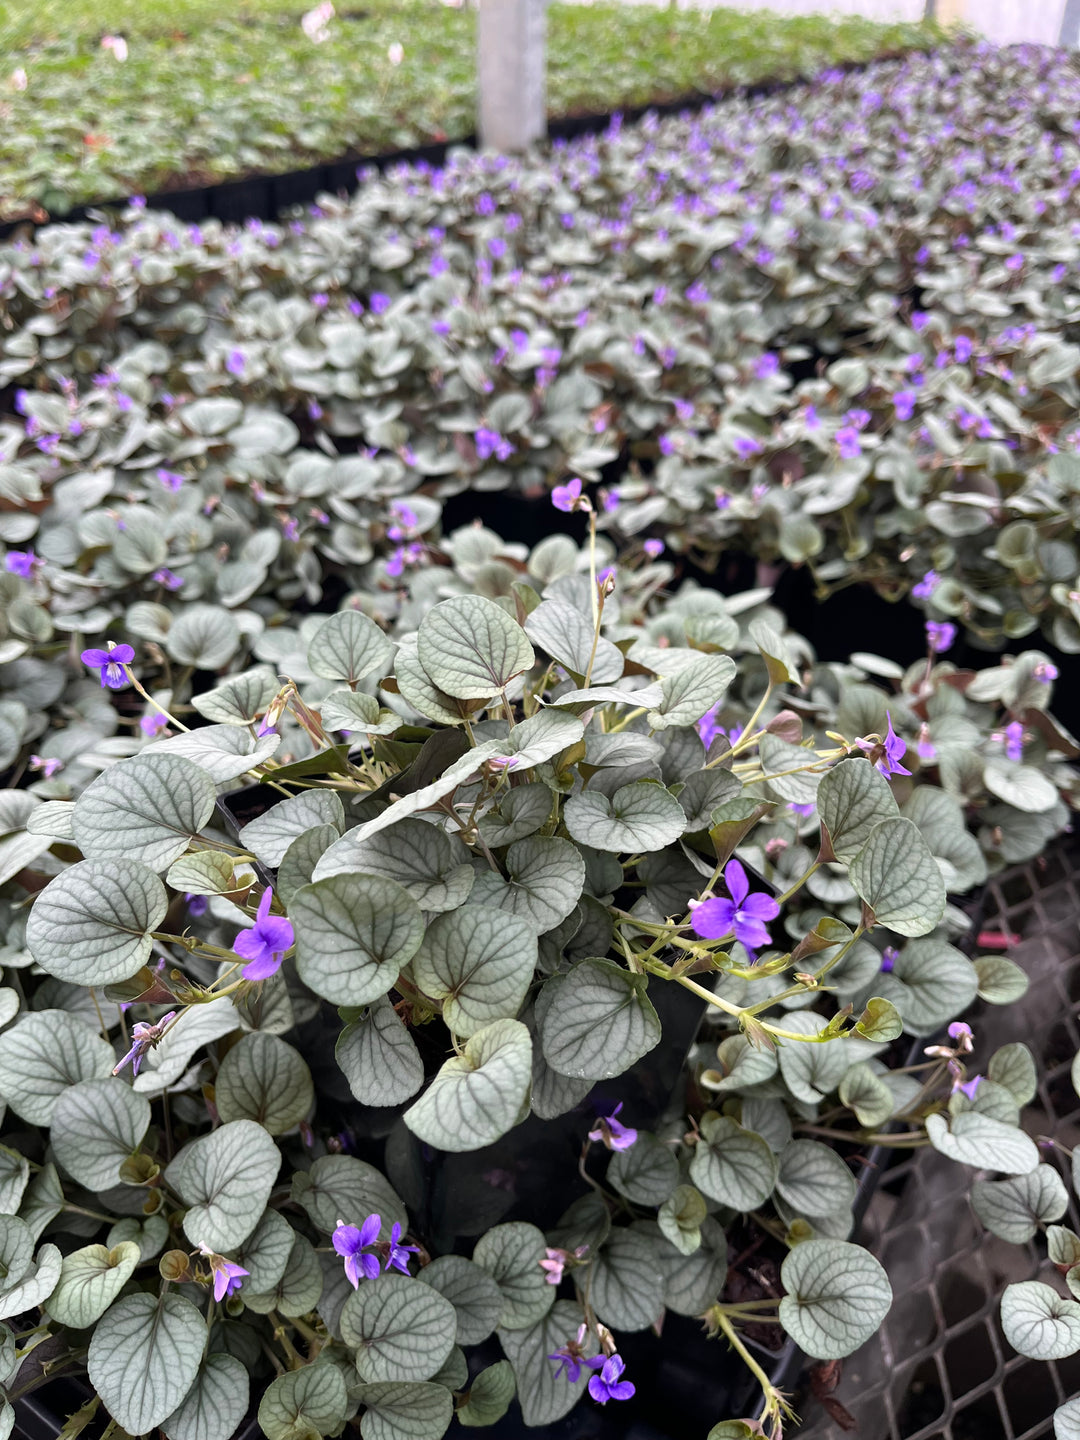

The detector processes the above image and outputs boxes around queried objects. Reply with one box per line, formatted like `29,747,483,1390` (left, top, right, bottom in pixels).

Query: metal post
477,0,547,153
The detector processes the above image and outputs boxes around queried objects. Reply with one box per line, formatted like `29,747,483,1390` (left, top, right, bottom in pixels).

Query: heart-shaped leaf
307,610,394,684
403,1019,532,1152
564,781,686,853
27,858,168,985
415,1256,503,1347
239,791,345,867
816,759,899,864
291,874,425,1006
258,1364,348,1440
1001,1281,1080,1360
164,1353,251,1440
353,1382,454,1440
341,1274,457,1383
779,1239,892,1359
419,596,534,699
0,1010,113,1124
214,1033,314,1136
88,1292,206,1434
336,997,424,1108
689,1114,778,1211
314,816,473,913
925,1112,1039,1174
44,1242,140,1328
472,1222,555,1329
972,1165,1069,1243
51,1078,152,1191
73,753,216,872
167,1119,280,1252
849,817,946,936
412,907,537,1038
538,960,660,1080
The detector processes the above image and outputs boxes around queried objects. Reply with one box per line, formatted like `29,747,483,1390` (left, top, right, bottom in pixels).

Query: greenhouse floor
797,834,1080,1439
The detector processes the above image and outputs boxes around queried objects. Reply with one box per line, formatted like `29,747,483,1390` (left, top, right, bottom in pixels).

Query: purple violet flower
926,620,957,654
588,1355,635,1405
1005,722,1025,763
689,859,780,955
140,713,169,737
552,477,583,512
755,352,779,379
588,1102,637,1152
954,1074,983,1101
836,426,862,460
152,567,184,591
912,571,938,600
476,427,515,462
643,538,664,559
81,642,134,690
234,888,295,981
1034,661,1058,684
157,468,184,492
333,1215,382,1286
880,946,899,973
733,436,763,461
225,350,245,377
5,551,36,577
185,892,209,918
113,1011,178,1078
894,390,917,422
369,293,391,314
549,1326,590,1383
198,1246,249,1302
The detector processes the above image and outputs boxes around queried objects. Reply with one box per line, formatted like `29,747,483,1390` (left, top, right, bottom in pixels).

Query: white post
477,0,547,153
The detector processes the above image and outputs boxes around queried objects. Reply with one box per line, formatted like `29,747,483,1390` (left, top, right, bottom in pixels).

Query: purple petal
740,893,780,922
734,919,773,952
213,1269,229,1303
609,1381,636,1401
257,916,295,952
333,1225,363,1258
233,929,265,961
80,648,111,666
344,1254,363,1288
359,1213,382,1246
110,645,135,663
689,897,736,940
240,951,283,982
724,859,749,906
359,1253,382,1281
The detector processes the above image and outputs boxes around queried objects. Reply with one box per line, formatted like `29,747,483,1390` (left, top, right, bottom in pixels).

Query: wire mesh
797,833,1080,1439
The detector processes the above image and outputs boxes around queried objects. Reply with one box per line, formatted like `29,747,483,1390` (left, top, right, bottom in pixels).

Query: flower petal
359,1213,382,1246
333,1225,362,1258
741,893,780,922
724,858,749,906
80,648,110,666
689,897,736,940
110,644,135,663
240,951,283,982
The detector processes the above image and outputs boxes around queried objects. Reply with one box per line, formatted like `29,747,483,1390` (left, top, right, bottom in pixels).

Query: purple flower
540,1248,569,1285
643,538,664,559
552,477,583,512
225,350,245,377
787,802,815,818
385,1222,419,1276
911,310,929,330
880,946,898,973
334,1215,383,1286
1005,254,1023,272
912,571,938,600
755,353,779,380
157,468,184,492
1034,661,1058,684
112,1011,177,1078
29,755,63,779
878,712,911,778
689,859,780,955
152,567,184,591
948,1021,974,1048
234,888,295,981
836,426,862,460
588,1102,637,1152
369,293,391,315
1005,722,1025,763
476,427,515,462
81,642,134,690
733,436,762,461
5,550,36,577
549,1326,589,1383
954,335,973,364
926,620,956,654
686,281,708,304
804,404,820,430
200,1248,249,1303
955,1074,983,1101
894,390,917,422
658,434,675,456
282,518,300,543
510,328,529,352
185,892,209,918
140,713,169,737
588,1355,635,1405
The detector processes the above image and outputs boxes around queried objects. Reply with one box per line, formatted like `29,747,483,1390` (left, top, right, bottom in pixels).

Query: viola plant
8,44,1080,674
0,542,1073,1438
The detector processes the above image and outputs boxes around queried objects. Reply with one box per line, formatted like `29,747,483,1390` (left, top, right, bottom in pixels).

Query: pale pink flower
100,35,128,62
301,2,334,42
10,68,27,91
387,42,404,65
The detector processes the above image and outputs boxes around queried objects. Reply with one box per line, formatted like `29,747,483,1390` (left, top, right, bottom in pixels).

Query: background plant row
5,44,1080,681
0,0,941,219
